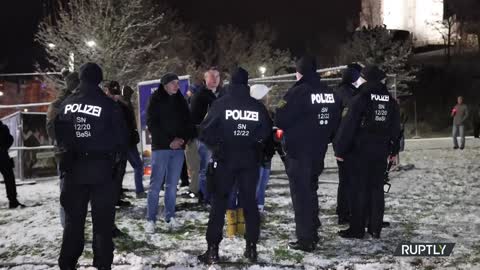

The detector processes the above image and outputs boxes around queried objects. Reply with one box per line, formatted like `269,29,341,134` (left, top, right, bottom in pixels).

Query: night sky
0,0,360,73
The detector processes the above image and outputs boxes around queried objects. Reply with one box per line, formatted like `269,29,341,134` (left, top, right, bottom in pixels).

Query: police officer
55,63,128,269
0,120,24,209
334,65,400,239
334,63,363,225
197,67,272,264
275,56,341,252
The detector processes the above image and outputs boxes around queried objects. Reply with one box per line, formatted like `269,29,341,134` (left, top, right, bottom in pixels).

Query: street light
86,40,96,48
258,66,267,77
0,91,4,97
47,43,56,49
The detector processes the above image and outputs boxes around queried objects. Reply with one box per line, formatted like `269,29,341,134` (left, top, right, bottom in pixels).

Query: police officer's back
334,65,400,239
198,67,271,264
275,56,341,252
55,63,128,270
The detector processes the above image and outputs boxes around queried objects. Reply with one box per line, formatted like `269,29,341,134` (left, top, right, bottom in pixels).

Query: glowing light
86,40,97,48
47,43,56,49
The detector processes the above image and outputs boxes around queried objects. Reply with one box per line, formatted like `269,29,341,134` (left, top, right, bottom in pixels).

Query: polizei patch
371,94,390,102
311,93,335,104
225,110,259,121
64,104,102,117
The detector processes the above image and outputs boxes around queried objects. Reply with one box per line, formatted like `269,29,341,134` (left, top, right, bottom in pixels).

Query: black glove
58,150,74,173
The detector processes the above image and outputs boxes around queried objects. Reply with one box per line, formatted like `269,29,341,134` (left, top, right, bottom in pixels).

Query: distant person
0,120,24,209
451,96,468,149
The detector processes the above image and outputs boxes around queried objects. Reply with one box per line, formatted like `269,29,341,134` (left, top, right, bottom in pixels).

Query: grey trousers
185,140,200,193
452,124,465,148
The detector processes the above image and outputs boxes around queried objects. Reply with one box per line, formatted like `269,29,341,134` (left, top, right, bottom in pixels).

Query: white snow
1,137,480,269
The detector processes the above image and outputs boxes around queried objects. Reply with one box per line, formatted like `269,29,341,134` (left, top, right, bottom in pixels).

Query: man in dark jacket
275,56,341,252
334,65,401,239
104,81,133,208
145,73,194,233
189,67,223,203
0,120,24,209
334,63,363,225
121,85,145,197
197,67,272,264
46,71,80,227
55,62,128,269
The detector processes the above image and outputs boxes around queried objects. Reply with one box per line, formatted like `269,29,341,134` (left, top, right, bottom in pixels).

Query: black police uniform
334,67,400,239
334,65,361,224
0,121,23,208
55,63,128,269
198,68,272,263
275,63,341,251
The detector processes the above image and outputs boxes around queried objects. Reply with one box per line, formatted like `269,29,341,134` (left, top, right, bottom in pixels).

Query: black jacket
335,82,358,113
54,82,129,184
199,84,272,169
275,74,342,159
117,98,139,147
0,121,14,163
334,81,401,159
190,85,225,126
146,87,194,150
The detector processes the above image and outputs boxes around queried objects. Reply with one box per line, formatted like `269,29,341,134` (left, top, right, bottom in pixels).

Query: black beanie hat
230,67,249,85
342,63,362,84
79,62,103,84
160,73,179,86
296,56,317,75
361,65,386,82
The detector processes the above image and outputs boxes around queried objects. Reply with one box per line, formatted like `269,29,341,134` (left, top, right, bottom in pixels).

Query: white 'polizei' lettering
225,110,259,121
311,93,335,104
64,103,102,117
371,94,390,102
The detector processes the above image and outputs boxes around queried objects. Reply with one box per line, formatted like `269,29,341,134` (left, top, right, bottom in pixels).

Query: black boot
338,228,364,239
288,240,315,252
198,244,219,264
9,200,26,209
244,241,257,262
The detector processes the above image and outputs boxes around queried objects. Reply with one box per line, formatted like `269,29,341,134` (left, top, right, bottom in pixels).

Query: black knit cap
296,55,317,75
361,65,386,82
230,67,249,85
160,73,179,86
79,62,103,84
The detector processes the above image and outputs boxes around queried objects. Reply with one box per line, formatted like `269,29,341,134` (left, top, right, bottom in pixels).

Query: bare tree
339,25,416,93
431,16,458,65
194,23,292,79
36,0,194,87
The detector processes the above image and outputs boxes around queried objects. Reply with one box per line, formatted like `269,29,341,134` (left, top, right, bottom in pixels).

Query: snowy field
1,138,479,270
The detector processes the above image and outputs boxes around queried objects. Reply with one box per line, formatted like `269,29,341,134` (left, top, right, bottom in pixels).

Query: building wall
361,0,446,47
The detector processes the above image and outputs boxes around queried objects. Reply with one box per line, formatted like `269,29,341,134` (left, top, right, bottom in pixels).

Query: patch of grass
273,248,304,264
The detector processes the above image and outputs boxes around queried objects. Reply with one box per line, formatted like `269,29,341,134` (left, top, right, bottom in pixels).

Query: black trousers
286,155,324,244
336,160,351,220
0,161,17,203
349,152,387,235
58,176,115,269
474,122,480,138
113,159,127,204
206,163,260,245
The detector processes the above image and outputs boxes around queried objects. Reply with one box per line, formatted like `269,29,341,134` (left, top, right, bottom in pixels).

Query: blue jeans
197,140,212,202
256,163,271,207
452,124,465,148
147,150,184,222
127,146,144,193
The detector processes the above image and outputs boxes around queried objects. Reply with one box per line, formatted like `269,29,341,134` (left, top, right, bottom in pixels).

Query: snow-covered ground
1,138,479,270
